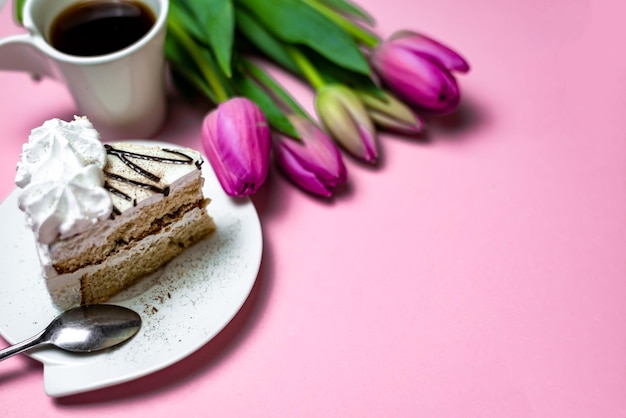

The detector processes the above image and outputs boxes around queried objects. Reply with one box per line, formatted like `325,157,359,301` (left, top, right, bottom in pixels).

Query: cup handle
0,33,57,80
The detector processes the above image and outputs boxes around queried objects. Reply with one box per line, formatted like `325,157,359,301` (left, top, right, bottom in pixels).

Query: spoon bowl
0,304,141,361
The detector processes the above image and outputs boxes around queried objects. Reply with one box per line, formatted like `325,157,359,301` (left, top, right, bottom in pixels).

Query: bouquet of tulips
167,0,469,198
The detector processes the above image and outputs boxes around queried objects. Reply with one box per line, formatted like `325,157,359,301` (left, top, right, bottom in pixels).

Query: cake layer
47,206,215,308
46,168,206,274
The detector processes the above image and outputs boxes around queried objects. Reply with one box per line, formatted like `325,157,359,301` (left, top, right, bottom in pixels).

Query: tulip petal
356,123,378,163
275,142,334,197
368,110,423,135
215,102,268,192
201,98,271,197
273,115,347,197
372,44,461,113
390,30,470,73
202,112,244,195
359,91,424,135
316,85,379,163
287,116,347,183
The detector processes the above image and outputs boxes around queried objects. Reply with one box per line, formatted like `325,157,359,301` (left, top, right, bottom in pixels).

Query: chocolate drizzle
103,144,198,217
105,172,166,194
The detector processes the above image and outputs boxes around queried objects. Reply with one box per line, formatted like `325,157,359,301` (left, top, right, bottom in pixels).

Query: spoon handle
0,331,46,362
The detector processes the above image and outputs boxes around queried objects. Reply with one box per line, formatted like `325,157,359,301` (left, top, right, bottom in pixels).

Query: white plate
0,140,263,397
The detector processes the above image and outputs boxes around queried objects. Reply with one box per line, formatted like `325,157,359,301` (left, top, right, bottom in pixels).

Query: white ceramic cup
0,0,169,138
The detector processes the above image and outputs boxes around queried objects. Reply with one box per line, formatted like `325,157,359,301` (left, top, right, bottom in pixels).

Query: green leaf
303,47,384,98
168,3,236,102
302,0,379,47
168,1,206,41
234,8,300,74
308,0,375,25
182,0,235,77
231,71,299,138
235,0,370,75
14,0,26,24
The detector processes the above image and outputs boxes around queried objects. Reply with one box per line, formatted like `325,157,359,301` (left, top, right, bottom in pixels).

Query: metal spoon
0,304,141,361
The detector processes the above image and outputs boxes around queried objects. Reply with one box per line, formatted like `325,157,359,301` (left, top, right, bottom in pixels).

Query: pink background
1,0,625,416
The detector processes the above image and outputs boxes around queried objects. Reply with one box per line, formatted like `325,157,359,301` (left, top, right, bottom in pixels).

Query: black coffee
50,0,156,57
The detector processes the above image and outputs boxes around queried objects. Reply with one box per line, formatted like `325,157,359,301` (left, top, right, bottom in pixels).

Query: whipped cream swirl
15,116,112,244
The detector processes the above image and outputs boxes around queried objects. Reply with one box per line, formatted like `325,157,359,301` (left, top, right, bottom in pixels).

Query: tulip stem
288,47,326,91
167,14,230,103
303,0,380,48
240,59,310,119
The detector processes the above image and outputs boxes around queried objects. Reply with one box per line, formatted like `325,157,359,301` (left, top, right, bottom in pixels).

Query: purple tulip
315,85,378,164
201,98,271,197
371,30,470,114
274,115,347,197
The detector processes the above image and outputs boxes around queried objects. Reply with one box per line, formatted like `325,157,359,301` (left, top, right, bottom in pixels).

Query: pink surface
1,0,625,416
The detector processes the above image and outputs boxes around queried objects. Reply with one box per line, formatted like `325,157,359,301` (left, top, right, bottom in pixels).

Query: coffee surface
50,0,155,57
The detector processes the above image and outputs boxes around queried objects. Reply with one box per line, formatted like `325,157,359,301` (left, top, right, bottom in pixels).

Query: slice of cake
15,116,215,309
